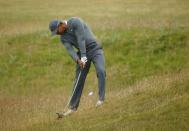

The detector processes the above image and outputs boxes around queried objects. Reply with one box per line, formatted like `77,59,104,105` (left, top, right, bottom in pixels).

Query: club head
56,112,64,119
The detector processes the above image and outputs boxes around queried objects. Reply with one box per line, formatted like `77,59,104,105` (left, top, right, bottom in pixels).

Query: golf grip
64,70,82,111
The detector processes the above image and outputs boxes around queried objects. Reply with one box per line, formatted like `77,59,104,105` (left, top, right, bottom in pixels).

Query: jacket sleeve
63,42,79,62
74,19,86,58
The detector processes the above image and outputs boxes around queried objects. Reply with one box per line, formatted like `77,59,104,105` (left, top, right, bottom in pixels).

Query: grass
0,0,189,130
1,69,188,131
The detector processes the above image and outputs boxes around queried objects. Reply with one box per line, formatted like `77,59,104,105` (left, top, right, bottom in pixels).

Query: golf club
56,69,82,119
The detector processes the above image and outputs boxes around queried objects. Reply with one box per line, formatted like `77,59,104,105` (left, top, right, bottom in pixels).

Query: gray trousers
69,49,106,110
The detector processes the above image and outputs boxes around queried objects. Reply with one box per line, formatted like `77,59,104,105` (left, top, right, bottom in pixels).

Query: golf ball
88,91,93,96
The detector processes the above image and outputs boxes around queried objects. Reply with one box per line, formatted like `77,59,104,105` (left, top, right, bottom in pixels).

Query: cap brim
51,29,57,36
50,21,61,36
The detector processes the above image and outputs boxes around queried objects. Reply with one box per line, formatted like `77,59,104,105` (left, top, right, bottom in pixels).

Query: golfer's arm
74,20,86,58
64,42,79,62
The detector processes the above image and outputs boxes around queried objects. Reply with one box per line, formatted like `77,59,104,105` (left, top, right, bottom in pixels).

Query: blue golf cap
49,20,60,36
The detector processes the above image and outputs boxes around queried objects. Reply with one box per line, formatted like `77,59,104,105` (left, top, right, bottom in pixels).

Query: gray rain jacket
60,17,102,61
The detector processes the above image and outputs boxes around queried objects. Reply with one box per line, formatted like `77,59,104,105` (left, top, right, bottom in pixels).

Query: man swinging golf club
49,17,106,117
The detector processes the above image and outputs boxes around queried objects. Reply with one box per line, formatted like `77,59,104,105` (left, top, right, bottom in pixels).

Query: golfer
49,17,106,116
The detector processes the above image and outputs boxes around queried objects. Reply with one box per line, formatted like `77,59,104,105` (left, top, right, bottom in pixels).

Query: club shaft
64,70,82,111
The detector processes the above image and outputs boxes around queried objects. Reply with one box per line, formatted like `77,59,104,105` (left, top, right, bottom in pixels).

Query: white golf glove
81,56,87,64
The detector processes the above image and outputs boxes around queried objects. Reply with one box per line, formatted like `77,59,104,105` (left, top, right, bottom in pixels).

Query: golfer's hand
77,59,86,69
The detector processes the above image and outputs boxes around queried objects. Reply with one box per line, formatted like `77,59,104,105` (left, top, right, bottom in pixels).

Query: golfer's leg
92,50,106,101
69,61,91,110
